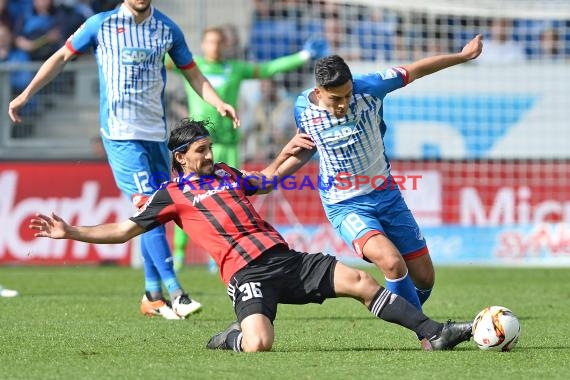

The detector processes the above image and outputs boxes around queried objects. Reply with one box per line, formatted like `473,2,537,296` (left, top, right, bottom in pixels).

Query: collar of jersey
119,3,154,24
306,90,329,113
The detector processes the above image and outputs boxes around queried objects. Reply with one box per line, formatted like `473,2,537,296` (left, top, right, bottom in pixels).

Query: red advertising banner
2,160,568,265
0,162,132,265
248,160,570,227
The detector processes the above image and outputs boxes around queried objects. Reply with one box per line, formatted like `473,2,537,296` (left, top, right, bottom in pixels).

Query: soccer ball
472,306,521,352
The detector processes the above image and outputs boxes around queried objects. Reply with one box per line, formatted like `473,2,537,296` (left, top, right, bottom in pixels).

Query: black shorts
227,244,338,323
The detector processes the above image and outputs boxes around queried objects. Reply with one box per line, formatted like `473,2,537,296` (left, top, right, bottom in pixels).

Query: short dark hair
169,118,211,173
314,55,352,89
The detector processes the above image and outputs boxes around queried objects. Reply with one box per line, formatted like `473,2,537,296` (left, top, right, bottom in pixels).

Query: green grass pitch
1,266,569,379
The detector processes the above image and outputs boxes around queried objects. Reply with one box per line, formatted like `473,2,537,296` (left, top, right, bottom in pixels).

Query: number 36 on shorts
239,282,263,301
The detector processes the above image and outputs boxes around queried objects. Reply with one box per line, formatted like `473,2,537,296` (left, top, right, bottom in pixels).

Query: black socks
368,287,443,339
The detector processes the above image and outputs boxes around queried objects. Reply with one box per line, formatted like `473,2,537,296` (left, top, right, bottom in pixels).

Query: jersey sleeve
254,52,306,78
232,60,256,79
129,188,177,231
294,92,309,132
217,163,258,196
237,170,258,196
65,13,107,54
353,67,409,98
166,22,194,70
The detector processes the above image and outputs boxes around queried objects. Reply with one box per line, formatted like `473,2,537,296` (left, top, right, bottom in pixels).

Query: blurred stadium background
1,0,569,268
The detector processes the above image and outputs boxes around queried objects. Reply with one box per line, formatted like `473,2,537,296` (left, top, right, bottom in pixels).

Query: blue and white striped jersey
66,4,195,141
294,67,409,204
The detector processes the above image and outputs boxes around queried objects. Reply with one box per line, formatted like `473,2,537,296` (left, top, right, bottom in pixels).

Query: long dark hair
168,118,211,174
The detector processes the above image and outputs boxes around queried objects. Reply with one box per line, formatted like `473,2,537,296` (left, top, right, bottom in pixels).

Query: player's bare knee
242,335,273,352
372,255,406,277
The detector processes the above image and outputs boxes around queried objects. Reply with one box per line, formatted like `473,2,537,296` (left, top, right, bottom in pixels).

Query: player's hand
29,213,70,239
283,132,315,156
242,170,264,187
8,94,28,123
242,170,277,193
217,103,240,128
131,193,149,210
461,34,483,61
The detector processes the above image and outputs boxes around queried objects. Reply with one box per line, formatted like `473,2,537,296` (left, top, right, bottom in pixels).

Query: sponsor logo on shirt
121,47,153,65
312,116,323,125
215,168,230,177
192,183,239,206
321,122,358,147
205,73,228,88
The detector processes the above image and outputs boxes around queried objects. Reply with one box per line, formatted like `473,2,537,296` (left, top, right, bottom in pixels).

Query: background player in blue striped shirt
9,0,239,320
269,34,482,349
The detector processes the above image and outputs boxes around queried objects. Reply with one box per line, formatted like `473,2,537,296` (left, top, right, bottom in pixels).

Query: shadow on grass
277,316,375,322
273,346,475,353
510,345,570,350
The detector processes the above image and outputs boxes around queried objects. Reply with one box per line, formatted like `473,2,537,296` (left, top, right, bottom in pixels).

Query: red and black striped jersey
130,163,288,284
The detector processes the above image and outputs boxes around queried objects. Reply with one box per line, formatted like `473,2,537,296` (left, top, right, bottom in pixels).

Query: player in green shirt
167,26,328,272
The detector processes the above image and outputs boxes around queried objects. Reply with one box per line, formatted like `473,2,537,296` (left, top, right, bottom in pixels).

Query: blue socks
416,287,433,306
385,271,422,311
141,225,182,297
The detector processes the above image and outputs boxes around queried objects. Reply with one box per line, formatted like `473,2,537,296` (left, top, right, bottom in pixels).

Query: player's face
184,138,214,177
202,31,224,61
315,80,353,118
124,0,152,14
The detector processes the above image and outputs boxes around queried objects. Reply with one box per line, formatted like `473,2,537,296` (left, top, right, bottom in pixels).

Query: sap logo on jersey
121,47,153,65
322,123,358,147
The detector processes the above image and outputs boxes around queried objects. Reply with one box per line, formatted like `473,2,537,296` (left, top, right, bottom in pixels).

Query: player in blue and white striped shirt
9,0,239,320
273,35,482,348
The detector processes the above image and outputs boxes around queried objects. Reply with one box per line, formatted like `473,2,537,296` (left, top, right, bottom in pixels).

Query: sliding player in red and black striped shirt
30,118,473,353
133,158,285,284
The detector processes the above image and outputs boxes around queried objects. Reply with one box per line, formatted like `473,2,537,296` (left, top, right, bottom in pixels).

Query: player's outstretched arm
8,45,75,123
182,65,240,127
273,143,316,182
253,38,329,78
29,213,145,244
244,133,315,194
261,132,315,178
403,34,483,84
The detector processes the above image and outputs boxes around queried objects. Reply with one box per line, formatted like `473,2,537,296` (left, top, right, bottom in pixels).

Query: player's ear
174,151,186,166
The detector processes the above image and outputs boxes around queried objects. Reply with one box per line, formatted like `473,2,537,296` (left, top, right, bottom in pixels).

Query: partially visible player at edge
8,0,239,320
166,26,328,273
0,284,18,297
29,118,473,352
262,35,483,346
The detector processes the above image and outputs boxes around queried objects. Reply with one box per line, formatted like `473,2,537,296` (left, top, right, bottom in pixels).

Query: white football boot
172,294,203,318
